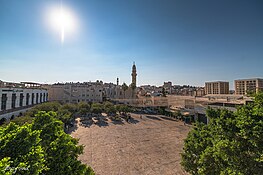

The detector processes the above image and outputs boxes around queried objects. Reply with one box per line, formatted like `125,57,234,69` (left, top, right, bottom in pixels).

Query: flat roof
20,82,40,85
235,78,263,81
205,81,229,83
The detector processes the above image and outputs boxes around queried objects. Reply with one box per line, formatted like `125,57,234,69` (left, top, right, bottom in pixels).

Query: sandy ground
71,114,191,175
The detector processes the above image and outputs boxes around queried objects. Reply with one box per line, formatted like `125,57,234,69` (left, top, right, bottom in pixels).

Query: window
19,93,24,107
43,93,46,102
36,93,39,104
40,93,42,103
11,94,16,109
1,94,7,110
32,93,34,104
26,93,30,105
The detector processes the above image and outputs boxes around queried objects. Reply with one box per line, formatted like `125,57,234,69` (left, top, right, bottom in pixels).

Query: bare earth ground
71,114,191,175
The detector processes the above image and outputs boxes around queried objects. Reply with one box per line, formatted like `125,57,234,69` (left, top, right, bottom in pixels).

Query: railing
0,100,48,115
0,105,35,115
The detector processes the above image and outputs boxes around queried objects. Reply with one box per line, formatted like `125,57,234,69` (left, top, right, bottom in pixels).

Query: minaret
117,77,119,86
131,62,137,87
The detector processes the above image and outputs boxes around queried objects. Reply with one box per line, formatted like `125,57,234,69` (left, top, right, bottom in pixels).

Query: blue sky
0,0,263,89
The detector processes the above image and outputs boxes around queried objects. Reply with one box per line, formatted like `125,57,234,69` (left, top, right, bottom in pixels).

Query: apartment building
205,81,229,95
45,82,104,103
235,78,263,95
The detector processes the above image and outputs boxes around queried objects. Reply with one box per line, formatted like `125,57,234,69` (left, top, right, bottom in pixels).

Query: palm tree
122,83,128,99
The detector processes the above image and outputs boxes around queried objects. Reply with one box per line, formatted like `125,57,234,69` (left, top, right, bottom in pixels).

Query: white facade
0,87,48,121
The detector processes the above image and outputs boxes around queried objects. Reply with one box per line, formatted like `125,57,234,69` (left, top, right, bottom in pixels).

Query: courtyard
71,113,191,175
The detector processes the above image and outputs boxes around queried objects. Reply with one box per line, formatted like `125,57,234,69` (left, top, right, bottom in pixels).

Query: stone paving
71,114,191,175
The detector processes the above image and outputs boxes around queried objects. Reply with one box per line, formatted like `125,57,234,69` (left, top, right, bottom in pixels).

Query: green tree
34,102,61,113
24,101,61,118
1,112,94,175
57,108,73,125
162,87,166,97
61,103,78,114
115,104,131,114
78,102,90,116
3,115,34,126
4,102,77,127
0,123,46,174
32,111,94,175
103,101,116,114
181,92,263,175
122,83,128,99
91,103,103,114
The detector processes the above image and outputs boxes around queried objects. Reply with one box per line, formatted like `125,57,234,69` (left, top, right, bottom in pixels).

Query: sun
47,5,77,43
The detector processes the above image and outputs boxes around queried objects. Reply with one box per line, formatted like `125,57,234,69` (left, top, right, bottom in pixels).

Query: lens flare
47,5,77,44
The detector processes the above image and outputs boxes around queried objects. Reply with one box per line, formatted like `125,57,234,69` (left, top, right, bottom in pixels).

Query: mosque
45,62,138,103
114,62,138,99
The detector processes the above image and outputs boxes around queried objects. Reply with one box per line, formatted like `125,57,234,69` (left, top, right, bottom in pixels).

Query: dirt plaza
71,114,191,175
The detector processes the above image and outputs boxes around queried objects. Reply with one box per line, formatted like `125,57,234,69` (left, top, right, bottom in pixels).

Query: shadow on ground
66,122,78,134
80,120,93,128
111,119,125,125
145,115,162,121
96,120,109,127
160,116,178,121
128,117,139,124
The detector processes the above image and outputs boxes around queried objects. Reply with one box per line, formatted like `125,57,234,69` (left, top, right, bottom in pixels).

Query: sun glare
47,5,77,43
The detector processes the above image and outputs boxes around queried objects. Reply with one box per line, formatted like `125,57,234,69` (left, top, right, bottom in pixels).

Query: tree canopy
122,83,128,98
181,92,263,175
0,111,95,175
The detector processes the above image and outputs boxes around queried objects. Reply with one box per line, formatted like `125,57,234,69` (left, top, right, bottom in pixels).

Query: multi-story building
194,87,205,97
45,81,104,103
163,81,172,94
46,63,139,102
103,82,124,99
205,81,229,95
235,78,263,95
0,81,48,122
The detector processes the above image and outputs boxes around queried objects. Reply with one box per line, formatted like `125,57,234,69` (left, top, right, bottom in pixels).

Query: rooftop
235,78,263,81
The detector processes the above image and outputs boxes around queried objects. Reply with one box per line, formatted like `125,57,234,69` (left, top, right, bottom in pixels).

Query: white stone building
45,81,103,103
0,81,48,122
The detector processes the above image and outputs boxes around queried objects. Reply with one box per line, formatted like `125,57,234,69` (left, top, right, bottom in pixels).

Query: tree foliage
181,92,263,175
91,103,103,114
0,123,45,174
103,101,116,114
115,104,131,114
162,87,166,97
0,112,95,175
122,83,128,98
2,101,134,128
78,102,90,116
